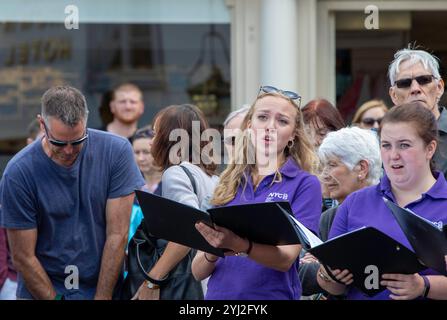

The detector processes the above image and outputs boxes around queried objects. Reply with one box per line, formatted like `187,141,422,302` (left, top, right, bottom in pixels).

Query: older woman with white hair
299,126,382,299
317,127,382,236
222,105,250,164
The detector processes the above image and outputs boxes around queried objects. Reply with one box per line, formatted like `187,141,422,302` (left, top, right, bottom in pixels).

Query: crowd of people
1,46,447,300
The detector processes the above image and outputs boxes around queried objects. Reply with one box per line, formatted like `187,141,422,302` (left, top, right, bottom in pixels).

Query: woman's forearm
148,242,191,280
426,275,447,300
192,251,218,281
248,243,301,272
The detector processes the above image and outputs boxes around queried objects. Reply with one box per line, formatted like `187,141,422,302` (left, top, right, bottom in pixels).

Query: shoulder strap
179,165,197,195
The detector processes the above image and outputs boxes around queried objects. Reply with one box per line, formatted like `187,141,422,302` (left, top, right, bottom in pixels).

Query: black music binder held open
136,190,427,297
135,190,307,258
384,198,447,276
308,226,426,297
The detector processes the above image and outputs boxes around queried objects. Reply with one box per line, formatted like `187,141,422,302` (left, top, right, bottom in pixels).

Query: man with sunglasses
0,86,145,300
388,47,447,177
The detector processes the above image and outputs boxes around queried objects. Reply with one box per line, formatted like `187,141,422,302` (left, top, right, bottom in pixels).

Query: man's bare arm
8,228,57,299
94,193,134,299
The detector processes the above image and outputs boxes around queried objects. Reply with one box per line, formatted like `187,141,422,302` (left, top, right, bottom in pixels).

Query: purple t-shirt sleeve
291,175,322,234
328,197,350,239
0,170,37,229
108,140,145,199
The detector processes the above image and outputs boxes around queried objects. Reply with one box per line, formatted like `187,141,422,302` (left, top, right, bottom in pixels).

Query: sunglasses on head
43,122,88,147
361,117,382,126
133,128,155,140
394,75,436,89
259,85,301,101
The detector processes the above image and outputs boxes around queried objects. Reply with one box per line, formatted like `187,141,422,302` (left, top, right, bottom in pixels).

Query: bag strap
133,165,198,284
179,164,197,195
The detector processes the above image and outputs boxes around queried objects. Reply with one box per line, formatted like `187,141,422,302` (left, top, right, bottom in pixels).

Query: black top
434,107,447,179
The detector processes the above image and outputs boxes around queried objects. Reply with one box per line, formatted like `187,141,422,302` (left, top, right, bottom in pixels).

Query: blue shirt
0,129,145,299
329,172,447,300
206,158,322,300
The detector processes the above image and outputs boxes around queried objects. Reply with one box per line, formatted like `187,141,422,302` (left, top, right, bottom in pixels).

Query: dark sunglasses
259,85,301,101
43,122,88,147
394,75,436,89
133,128,155,140
361,117,383,126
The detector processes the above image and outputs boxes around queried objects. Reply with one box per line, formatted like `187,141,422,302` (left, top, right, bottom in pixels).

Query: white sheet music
290,216,323,248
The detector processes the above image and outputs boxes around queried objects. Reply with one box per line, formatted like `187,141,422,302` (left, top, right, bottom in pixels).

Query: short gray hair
318,127,382,185
388,48,441,86
41,86,89,127
223,105,250,128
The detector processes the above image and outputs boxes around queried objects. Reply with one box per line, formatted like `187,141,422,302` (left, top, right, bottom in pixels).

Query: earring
287,140,295,148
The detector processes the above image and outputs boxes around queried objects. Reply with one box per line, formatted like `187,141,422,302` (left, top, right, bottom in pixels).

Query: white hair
223,105,250,128
388,48,441,86
318,127,382,185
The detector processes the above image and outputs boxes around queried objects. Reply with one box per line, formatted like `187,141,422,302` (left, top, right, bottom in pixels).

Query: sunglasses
361,117,382,126
259,85,301,101
394,75,436,89
43,122,88,147
133,128,155,140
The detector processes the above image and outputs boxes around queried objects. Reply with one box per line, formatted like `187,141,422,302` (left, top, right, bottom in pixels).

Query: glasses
394,75,436,89
361,117,383,126
133,128,155,140
259,85,301,101
43,122,88,147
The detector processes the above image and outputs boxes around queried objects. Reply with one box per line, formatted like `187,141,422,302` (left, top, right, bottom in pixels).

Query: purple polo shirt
206,157,322,300
329,172,447,300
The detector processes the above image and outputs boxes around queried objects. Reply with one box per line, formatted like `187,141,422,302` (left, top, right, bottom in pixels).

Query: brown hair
151,104,217,176
302,99,345,131
212,92,318,206
378,102,439,172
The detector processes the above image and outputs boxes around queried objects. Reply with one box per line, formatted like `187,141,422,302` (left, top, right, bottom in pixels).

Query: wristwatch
144,273,168,288
235,239,253,257
421,275,430,298
145,280,160,290
318,270,332,282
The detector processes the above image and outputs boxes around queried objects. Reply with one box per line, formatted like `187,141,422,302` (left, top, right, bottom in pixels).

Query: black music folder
308,226,426,297
384,198,447,276
135,190,307,257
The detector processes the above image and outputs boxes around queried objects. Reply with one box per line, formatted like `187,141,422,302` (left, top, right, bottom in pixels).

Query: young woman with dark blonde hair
192,86,322,300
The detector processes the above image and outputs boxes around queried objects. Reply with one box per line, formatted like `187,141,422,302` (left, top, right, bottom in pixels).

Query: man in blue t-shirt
0,86,145,300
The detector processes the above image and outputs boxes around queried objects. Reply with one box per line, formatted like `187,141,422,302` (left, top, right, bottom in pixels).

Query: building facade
1,0,447,174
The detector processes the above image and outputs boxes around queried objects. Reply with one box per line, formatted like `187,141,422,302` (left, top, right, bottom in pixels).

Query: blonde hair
352,99,388,125
212,92,318,206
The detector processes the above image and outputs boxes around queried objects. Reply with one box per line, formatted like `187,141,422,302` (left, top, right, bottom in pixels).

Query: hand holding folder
136,190,427,296
308,226,426,296
135,190,308,258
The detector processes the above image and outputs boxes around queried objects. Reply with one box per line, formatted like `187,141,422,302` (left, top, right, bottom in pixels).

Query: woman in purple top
318,102,447,300
191,85,322,300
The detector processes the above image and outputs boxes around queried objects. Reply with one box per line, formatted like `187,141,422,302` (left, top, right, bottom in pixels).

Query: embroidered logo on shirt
433,220,443,230
265,192,289,202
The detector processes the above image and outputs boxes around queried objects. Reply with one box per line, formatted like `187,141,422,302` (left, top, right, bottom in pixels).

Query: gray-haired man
0,86,145,299
388,47,447,177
